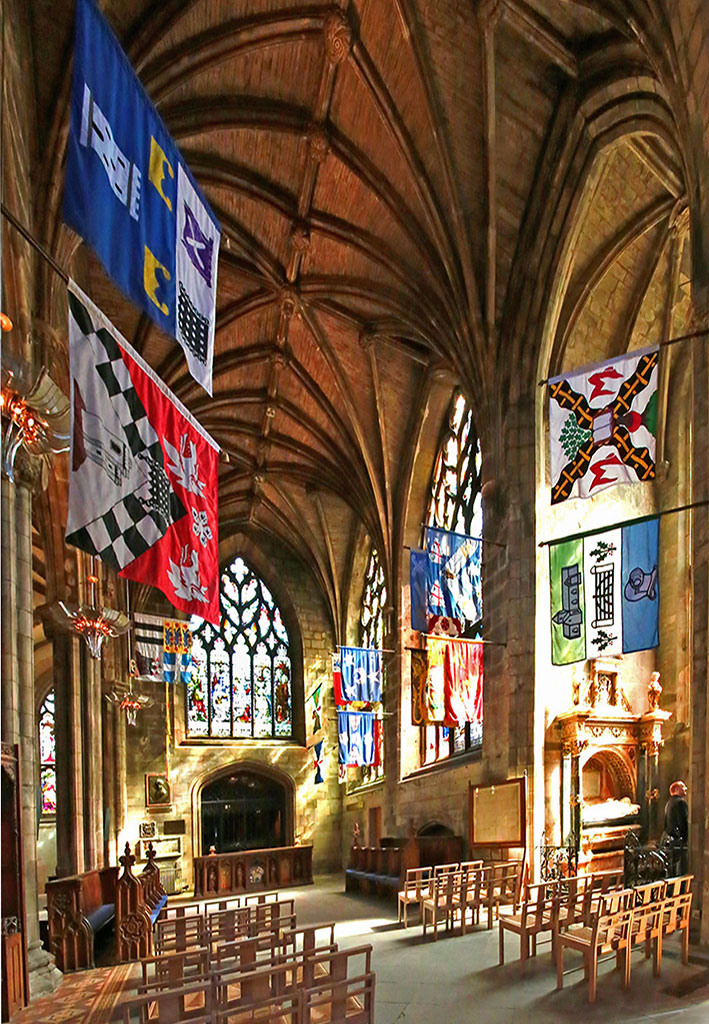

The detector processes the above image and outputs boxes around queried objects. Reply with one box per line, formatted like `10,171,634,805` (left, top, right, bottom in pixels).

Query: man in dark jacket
663,780,689,873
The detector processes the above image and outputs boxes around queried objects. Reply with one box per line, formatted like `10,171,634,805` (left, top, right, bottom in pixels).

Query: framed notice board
469,776,526,847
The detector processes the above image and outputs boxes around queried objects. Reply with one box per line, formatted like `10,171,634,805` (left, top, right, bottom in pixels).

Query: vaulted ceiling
28,0,698,633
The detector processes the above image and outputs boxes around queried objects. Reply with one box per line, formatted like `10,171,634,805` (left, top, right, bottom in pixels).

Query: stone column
1,457,60,996
81,645,104,870
52,632,84,877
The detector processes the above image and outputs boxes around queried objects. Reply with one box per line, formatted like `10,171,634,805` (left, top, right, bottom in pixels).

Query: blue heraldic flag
337,711,375,766
64,0,220,394
339,647,383,703
424,527,482,625
409,549,429,632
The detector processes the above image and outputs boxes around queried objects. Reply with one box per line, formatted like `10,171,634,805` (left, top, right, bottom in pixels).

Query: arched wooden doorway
200,767,291,855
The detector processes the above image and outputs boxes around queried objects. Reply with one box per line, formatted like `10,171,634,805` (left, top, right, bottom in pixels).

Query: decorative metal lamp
1,360,70,484
47,572,130,660
105,677,153,726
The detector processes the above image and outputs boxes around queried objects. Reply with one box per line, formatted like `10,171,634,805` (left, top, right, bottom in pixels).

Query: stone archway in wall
191,761,295,857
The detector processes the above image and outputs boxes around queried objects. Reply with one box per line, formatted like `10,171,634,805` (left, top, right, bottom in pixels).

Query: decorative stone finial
647,671,662,712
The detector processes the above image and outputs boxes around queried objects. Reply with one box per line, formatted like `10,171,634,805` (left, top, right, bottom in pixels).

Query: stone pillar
81,645,104,870
1,459,60,996
53,632,84,877
688,301,709,944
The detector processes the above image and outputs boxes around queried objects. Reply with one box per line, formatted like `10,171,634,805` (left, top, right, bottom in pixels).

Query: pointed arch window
39,690,56,816
360,547,387,651
421,390,484,766
187,557,292,739
354,546,386,783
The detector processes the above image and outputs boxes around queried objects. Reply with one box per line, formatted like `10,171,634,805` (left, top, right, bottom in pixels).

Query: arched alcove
193,761,295,856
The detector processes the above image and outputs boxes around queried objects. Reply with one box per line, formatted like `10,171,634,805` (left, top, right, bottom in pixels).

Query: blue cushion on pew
150,893,168,924
85,903,115,933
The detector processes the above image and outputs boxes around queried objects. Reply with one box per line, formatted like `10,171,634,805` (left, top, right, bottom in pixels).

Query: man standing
663,780,689,873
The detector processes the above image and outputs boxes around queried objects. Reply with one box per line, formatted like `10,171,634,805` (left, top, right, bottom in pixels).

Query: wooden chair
629,898,665,978
664,875,693,897
482,863,521,929
556,897,634,1004
451,867,485,934
114,979,213,1023
301,947,375,1024
139,948,210,991
459,860,484,872
660,891,693,966
154,914,208,955
213,988,300,1024
397,868,432,928
633,881,666,906
422,871,461,939
498,882,557,964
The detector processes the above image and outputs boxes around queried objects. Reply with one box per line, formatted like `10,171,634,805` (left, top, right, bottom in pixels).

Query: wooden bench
346,835,464,901
115,842,167,962
46,865,118,971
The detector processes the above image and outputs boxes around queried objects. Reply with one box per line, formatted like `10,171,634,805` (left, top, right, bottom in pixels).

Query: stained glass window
421,391,484,765
187,557,292,739
39,690,56,816
357,547,385,782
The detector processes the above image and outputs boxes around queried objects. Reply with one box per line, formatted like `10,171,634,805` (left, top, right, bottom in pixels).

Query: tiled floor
14,964,135,1024
16,877,709,1023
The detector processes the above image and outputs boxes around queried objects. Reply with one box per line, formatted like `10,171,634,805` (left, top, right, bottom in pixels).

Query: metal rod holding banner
335,645,395,653
406,635,506,649
418,524,507,549
538,497,709,548
1,202,70,283
537,328,708,386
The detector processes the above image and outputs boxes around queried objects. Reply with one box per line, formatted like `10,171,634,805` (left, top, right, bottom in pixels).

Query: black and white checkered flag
66,286,186,571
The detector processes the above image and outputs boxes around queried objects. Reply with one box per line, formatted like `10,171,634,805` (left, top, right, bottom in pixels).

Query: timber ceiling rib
33,1,690,629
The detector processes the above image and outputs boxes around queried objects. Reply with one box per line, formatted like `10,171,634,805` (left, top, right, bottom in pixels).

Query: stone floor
294,875,709,1024
21,875,709,1023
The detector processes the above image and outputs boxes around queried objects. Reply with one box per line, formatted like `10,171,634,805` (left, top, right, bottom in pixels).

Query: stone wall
121,536,342,887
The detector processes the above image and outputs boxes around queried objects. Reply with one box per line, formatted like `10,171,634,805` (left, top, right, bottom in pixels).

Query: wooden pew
46,865,118,971
115,842,167,962
113,979,213,1023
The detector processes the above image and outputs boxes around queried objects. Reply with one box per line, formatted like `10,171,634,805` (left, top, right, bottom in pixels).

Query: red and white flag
66,283,219,623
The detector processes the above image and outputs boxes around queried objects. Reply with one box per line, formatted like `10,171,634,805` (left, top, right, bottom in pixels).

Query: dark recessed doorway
200,769,289,854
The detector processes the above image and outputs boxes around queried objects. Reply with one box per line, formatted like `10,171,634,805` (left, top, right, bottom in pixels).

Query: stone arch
190,759,296,858
580,745,637,802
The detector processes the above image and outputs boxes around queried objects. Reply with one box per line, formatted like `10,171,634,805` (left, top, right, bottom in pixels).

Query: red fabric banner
443,640,483,727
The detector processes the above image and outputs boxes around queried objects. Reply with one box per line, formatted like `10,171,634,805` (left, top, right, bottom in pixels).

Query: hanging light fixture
46,572,130,660
1,360,70,484
105,677,153,726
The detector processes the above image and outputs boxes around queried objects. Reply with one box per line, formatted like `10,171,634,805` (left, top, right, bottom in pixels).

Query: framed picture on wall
469,776,527,847
145,773,172,810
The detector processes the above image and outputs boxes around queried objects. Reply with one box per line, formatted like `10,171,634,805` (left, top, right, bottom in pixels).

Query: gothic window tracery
39,690,56,816
357,546,385,782
187,556,292,739
421,390,484,766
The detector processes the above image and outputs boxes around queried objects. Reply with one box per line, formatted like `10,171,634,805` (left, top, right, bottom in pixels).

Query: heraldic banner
549,348,658,504
424,526,482,632
66,283,220,624
549,518,659,664
64,0,220,394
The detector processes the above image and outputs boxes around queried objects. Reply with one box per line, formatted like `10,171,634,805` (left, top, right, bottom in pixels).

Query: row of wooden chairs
115,913,375,1023
154,899,298,954
499,873,692,966
399,862,522,936
555,884,693,1003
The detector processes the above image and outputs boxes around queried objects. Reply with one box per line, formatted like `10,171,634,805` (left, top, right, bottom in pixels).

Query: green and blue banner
64,0,220,394
550,518,659,664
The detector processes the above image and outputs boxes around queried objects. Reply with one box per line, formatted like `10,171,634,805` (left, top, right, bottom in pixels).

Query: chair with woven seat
422,870,461,940
556,896,634,1004
498,882,558,964
628,898,665,978
397,867,432,928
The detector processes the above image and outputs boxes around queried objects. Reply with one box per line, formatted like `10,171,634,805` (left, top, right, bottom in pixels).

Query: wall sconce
46,572,130,659
1,363,70,484
106,677,154,726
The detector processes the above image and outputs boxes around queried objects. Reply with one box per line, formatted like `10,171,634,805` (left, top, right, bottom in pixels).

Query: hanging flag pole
418,525,507,549
406,635,506,649
537,328,709,387
335,644,395,654
538,497,709,548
